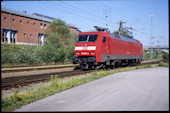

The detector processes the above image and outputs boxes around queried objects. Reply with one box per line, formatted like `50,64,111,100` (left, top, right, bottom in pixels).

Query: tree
113,20,134,38
143,50,150,60
43,19,78,63
45,19,70,41
161,51,169,60
113,29,133,38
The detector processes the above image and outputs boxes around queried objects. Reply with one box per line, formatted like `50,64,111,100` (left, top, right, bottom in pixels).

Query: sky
1,0,169,48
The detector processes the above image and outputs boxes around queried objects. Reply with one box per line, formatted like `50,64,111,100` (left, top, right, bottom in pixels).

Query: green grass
158,62,169,67
1,63,165,112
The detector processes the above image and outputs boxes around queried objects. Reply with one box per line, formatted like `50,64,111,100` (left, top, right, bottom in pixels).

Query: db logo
83,47,88,50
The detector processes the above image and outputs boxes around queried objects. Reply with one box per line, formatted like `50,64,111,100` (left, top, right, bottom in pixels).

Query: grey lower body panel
101,55,143,62
72,56,96,64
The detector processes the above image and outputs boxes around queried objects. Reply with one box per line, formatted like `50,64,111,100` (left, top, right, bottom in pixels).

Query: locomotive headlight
76,52,79,55
91,52,95,55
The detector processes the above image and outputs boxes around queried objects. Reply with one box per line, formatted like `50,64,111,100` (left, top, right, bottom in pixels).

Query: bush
1,44,43,65
159,62,169,67
162,51,169,60
1,41,75,65
17,46,42,64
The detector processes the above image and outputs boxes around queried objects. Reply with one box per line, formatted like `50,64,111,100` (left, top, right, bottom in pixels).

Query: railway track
1,59,167,90
1,69,93,90
1,65,77,73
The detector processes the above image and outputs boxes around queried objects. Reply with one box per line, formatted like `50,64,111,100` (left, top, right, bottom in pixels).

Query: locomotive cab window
77,35,88,42
77,35,98,42
88,35,98,42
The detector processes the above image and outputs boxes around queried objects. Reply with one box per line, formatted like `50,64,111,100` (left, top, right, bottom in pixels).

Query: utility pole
103,6,111,28
150,14,154,60
157,41,160,58
118,20,126,35
157,36,163,58
106,15,108,27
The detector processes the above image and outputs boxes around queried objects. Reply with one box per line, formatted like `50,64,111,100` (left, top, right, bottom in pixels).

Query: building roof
1,7,79,30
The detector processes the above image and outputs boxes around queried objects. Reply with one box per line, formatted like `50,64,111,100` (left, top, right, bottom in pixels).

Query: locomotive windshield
77,35,98,42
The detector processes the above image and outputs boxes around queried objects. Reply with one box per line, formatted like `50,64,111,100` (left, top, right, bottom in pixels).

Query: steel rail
1,70,93,90
2,65,77,73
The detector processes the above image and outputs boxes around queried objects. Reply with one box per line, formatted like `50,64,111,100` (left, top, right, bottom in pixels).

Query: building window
30,34,32,37
2,29,9,42
4,16,7,21
44,24,46,29
27,21,29,24
38,33,44,45
12,18,15,22
40,23,43,28
33,22,36,25
10,30,16,43
23,33,26,36
2,29,16,43
20,20,23,24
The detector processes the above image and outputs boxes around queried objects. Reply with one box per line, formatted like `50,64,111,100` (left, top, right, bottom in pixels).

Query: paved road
15,67,169,111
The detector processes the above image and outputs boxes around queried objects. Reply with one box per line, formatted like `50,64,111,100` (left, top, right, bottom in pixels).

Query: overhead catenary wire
49,1,141,33
37,1,168,46
38,1,104,31
61,1,106,22
46,1,106,25
89,1,138,21
84,2,145,33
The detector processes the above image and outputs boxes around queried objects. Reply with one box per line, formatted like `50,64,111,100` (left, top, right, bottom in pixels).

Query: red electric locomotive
72,26,143,70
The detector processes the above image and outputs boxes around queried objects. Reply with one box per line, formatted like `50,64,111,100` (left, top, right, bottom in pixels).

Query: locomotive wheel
80,63,88,71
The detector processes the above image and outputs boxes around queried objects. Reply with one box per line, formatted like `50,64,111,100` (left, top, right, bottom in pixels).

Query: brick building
1,8,80,45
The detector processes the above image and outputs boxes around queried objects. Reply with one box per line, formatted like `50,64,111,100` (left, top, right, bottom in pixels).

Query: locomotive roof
79,31,139,44
109,33,139,43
